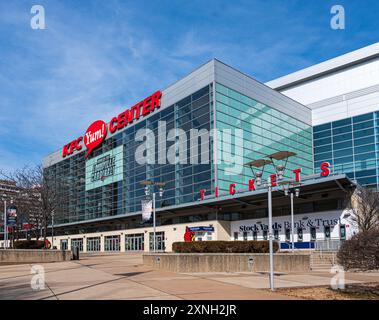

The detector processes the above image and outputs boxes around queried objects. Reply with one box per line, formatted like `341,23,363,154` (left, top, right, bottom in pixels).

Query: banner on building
141,200,153,222
85,145,124,191
7,207,17,226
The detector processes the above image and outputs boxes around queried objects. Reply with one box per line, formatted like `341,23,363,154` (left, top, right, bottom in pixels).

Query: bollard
72,246,80,260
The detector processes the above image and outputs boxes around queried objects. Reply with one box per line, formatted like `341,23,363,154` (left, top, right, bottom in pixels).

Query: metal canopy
277,180,301,187
268,151,296,161
244,159,272,168
52,174,355,229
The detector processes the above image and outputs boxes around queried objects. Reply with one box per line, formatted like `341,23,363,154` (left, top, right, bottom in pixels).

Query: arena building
38,43,379,253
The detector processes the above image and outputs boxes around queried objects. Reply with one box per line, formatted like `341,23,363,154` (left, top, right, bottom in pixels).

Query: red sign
62,91,162,159
84,120,107,159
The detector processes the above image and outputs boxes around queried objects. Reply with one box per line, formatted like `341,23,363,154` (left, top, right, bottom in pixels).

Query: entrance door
125,234,144,251
149,232,165,251
60,239,68,251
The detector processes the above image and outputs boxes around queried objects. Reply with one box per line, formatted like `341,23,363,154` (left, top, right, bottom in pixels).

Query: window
263,230,268,240
125,233,144,251
149,232,165,251
60,239,68,251
285,228,290,242
243,231,248,241
104,235,120,251
234,232,238,241
252,230,258,241
310,227,316,241
340,225,346,240
71,238,83,252
274,229,279,240
87,237,101,252
324,226,331,239
297,228,303,242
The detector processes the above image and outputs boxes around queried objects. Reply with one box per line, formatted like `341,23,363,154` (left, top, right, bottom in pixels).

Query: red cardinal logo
184,226,195,242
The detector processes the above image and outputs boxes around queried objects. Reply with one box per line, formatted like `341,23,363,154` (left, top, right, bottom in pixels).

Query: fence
314,239,342,252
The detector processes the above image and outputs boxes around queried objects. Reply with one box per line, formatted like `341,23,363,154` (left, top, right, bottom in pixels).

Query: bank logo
85,145,123,191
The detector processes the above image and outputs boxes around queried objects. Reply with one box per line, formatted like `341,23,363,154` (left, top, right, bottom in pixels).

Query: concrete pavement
0,253,377,300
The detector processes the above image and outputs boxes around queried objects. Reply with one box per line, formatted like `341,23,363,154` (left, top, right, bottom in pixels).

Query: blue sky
0,0,378,173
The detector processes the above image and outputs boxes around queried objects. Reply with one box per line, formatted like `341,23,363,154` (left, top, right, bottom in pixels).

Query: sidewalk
0,253,377,300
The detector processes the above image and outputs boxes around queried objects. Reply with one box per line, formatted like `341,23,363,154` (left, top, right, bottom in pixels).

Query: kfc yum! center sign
62,91,162,159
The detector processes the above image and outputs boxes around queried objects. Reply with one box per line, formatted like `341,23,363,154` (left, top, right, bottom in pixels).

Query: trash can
72,246,80,260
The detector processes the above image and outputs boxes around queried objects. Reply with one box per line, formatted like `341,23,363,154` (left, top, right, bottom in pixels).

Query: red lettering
248,179,256,191
229,183,236,195
215,186,219,198
61,91,162,158
117,111,127,129
151,91,162,110
320,162,331,177
293,168,302,182
126,108,134,123
74,137,83,151
200,189,206,200
132,102,143,120
62,137,82,157
62,144,70,157
270,174,277,187
142,97,153,116
109,117,118,133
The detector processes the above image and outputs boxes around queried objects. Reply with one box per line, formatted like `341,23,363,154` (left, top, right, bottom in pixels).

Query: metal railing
314,239,342,252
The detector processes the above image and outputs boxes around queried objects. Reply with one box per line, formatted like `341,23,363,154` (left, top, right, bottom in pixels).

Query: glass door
125,234,144,251
60,239,68,250
149,232,165,251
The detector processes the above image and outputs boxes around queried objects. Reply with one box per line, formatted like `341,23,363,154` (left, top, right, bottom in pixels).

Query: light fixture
144,186,150,196
295,188,300,197
283,184,289,196
255,171,263,186
159,187,164,197
276,164,285,180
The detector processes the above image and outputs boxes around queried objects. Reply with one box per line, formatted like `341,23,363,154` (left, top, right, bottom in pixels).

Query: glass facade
46,85,214,225
46,81,316,227
215,83,313,193
313,111,379,188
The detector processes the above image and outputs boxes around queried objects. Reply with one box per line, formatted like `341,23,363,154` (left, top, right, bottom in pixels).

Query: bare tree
0,165,59,241
347,186,379,232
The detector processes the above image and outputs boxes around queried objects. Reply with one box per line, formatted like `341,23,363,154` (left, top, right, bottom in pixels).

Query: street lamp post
283,185,300,253
152,192,156,252
51,211,54,249
3,199,6,250
142,181,165,252
267,176,274,290
245,151,296,291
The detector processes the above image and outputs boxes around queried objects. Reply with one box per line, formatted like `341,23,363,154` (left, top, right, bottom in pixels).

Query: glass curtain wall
313,111,379,188
215,83,313,193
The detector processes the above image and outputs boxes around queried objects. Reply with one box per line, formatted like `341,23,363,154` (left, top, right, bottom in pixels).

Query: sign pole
267,179,274,291
3,200,7,250
291,192,295,253
52,212,54,249
153,192,156,252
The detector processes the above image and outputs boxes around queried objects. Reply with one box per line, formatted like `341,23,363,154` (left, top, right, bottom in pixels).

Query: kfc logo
61,91,162,159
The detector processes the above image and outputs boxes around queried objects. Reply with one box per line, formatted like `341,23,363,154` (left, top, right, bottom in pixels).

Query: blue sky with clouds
0,0,378,173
